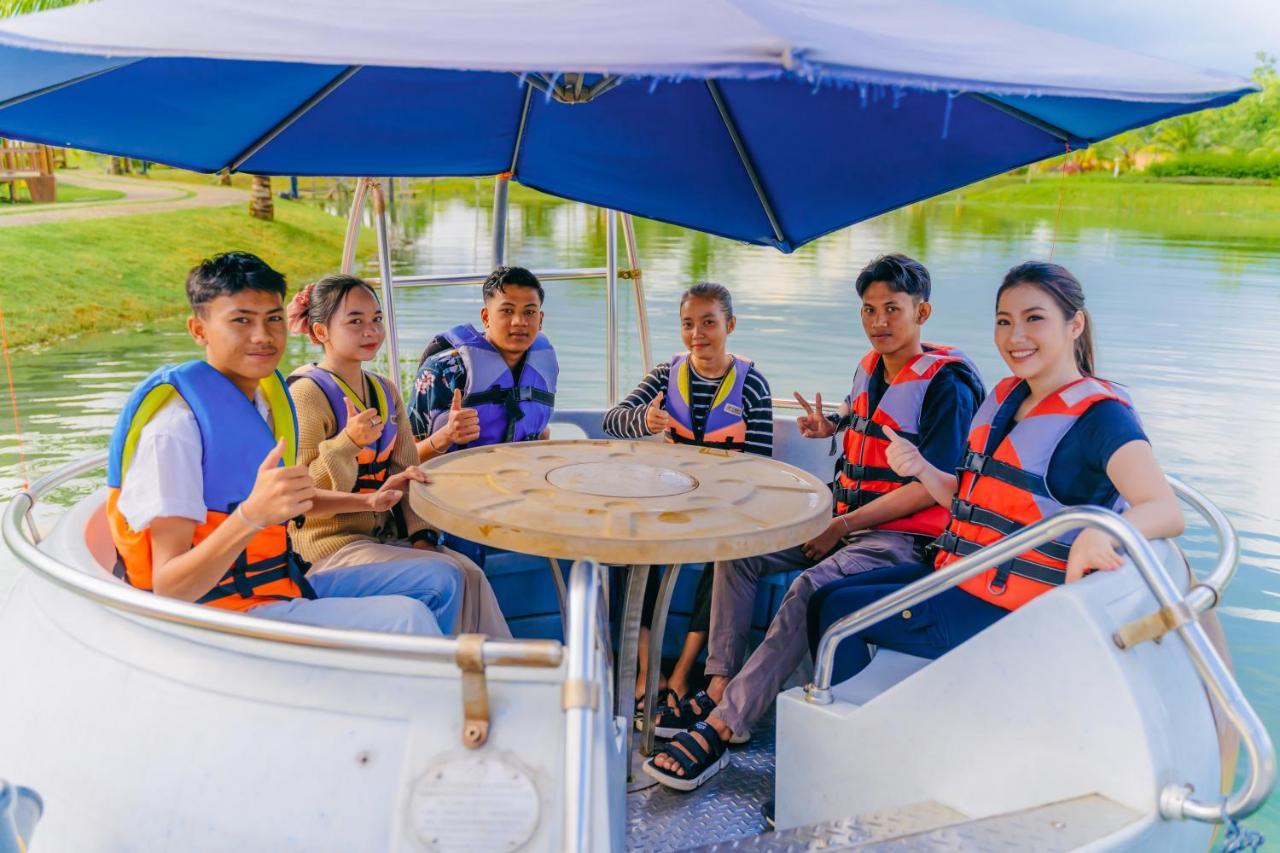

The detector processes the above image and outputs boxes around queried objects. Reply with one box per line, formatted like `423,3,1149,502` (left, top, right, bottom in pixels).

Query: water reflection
3,180,1279,830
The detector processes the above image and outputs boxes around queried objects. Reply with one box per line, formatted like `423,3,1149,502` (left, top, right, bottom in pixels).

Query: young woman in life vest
603,282,773,733
807,260,1184,683
286,275,510,637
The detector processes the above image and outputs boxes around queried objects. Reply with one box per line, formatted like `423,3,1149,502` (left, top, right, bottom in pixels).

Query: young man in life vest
410,265,556,459
408,265,557,566
106,252,462,634
645,253,985,790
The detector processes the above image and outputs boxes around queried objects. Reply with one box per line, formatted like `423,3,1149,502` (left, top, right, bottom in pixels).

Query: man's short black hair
854,254,931,302
186,251,287,313
481,265,544,304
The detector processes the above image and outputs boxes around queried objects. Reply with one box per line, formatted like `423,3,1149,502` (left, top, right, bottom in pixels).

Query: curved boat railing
805,497,1274,824
2,451,563,667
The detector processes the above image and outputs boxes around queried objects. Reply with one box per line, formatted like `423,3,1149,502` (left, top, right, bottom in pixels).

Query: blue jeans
251,557,462,636
807,561,1008,684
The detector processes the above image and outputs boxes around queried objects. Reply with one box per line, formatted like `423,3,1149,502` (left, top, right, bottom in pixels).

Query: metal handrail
370,268,611,289
1,451,562,669
805,505,1274,824
1167,476,1238,615
562,559,606,853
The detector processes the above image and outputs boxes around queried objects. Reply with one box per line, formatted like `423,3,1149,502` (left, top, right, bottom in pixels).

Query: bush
1146,152,1280,180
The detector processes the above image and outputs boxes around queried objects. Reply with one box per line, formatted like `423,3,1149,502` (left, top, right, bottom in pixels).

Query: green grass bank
0,201,370,348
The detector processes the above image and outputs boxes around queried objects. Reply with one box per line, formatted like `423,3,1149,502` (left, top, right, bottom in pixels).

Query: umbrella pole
340,177,372,275
606,210,619,406
492,173,510,268
620,213,652,374
369,180,402,387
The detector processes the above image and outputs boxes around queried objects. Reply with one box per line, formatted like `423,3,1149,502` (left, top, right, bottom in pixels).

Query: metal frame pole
492,173,510,268
369,180,402,387
339,177,372,275
605,210,619,406
620,213,652,374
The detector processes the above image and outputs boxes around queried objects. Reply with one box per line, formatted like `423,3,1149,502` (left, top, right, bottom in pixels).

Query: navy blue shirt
864,360,982,474
986,383,1148,508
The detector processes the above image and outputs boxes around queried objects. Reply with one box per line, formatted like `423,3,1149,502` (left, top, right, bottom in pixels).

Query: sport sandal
642,721,730,792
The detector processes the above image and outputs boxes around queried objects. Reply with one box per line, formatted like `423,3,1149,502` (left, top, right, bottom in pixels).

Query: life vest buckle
963,451,989,475
949,498,974,523
986,574,1008,596
514,385,537,402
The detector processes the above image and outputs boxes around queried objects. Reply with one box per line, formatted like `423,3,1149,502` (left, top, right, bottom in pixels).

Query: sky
944,0,1280,78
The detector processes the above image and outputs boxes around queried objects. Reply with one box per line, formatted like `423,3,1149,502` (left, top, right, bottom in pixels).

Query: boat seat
829,649,932,706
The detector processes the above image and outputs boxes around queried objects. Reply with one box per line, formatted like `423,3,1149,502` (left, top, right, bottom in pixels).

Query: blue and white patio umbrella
0,0,1257,251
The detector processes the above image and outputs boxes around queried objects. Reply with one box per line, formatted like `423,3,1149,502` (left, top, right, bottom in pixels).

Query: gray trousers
707,530,923,735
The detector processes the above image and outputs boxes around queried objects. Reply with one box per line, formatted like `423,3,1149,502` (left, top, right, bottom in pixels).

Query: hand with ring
343,397,386,447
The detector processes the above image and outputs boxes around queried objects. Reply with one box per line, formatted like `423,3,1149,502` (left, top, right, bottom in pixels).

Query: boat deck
626,708,777,851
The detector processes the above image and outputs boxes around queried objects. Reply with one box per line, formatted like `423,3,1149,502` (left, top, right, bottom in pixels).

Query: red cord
1049,141,1070,261
0,296,28,490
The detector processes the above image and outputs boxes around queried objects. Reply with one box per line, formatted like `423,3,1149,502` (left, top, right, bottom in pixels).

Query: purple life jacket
288,365,399,492
664,353,753,451
437,323,558,446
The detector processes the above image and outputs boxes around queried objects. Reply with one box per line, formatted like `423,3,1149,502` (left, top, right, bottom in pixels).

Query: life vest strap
846,415,920,445
197,547,316,605
959,450,1052,498
936,529,1066,591
949,499,1073,563
463,386,556,443
668,430,740,451
836,458,910,486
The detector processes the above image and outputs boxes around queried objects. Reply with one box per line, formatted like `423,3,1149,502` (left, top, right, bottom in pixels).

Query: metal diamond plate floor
626,708,777,851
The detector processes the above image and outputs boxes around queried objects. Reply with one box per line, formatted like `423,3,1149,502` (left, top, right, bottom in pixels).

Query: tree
249,175,273,221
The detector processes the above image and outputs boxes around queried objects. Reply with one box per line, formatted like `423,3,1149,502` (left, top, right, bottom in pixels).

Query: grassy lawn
0,201,372,348
942,172,1280,218
0,180,127,207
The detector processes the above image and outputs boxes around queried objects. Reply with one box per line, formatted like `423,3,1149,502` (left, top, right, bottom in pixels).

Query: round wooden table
411,439,831,783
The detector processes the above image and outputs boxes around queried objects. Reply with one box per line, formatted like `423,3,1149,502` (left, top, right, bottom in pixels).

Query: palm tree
249,175,274,221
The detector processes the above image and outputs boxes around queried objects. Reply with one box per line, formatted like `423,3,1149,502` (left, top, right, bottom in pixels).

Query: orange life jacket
834,345,982,537
105,361,314,612
935,375,1134,610
287,365,398,493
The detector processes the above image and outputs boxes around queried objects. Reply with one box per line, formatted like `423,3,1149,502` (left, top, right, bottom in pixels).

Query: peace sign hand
882,425,926,478
794,392,836,439
645,391,671,435
343,397,384,447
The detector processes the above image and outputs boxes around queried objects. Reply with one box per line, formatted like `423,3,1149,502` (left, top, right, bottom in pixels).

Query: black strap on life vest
197,541,316,605
353,455,392,492
948,498,1073,563
667,429,741,452
463,386,556,443
935,529,1066,593
958,450,1053,499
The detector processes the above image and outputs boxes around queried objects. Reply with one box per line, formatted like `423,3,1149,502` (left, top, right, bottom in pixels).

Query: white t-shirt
116,391,272,531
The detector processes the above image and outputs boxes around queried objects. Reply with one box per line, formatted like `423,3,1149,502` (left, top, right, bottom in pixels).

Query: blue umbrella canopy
0,0,1256,251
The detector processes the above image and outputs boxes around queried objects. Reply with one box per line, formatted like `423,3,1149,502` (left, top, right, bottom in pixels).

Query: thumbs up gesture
442,388,481,446
240,438,316,527
794,392,836,438
645,390,671,435
882,425,926,479
343,397,384,447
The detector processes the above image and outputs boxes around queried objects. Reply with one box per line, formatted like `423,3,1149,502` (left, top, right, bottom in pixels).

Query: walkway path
0,172,249,227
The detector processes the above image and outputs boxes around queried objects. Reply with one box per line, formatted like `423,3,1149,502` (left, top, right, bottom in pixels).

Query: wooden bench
0,141,56,203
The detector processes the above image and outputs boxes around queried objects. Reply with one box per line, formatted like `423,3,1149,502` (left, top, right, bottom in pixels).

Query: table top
410,439,832,564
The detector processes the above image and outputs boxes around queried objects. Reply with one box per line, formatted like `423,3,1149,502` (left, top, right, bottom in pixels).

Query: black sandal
642,721,730,791
633,687,677,731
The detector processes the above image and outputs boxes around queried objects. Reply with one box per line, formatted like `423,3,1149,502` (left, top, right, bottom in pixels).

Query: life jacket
665,353,753,451
105,361,315,613
287,365,398,493
432,323,558,446
833,345,983,537
935,375,1134,611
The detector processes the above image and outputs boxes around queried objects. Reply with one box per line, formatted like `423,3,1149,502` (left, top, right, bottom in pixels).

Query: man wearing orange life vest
808,260,1184,685
646,254,984,790
106,252,462,634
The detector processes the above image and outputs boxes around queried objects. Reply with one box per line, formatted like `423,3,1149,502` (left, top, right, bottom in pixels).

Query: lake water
2,180,1279,837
